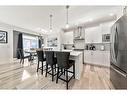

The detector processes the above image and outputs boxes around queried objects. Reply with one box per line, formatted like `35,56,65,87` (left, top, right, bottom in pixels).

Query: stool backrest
56,52,70,69
45,51,54,66
36,50,44,61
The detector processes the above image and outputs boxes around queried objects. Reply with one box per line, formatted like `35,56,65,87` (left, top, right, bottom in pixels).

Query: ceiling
0,6,123,34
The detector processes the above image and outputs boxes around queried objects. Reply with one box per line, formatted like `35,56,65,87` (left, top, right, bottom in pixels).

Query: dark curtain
16,33,23,59
38,39,41,48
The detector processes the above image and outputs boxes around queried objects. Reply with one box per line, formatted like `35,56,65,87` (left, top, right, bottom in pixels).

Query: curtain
38,36,42,48
16,33,23,59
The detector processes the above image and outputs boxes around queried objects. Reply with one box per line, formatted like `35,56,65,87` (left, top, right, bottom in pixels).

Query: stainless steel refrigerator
110,15,127,89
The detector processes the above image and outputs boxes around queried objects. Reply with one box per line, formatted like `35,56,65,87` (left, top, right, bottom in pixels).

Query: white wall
0,22,40,64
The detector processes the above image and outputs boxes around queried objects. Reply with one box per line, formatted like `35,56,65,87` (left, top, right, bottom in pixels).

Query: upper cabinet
85,26,102,43
62,31,73,44
74,27,85,40
100,22,112,34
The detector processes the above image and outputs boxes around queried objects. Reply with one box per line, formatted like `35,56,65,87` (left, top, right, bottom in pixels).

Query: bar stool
56,52,75,89
45,51,57,81
36,50,46,75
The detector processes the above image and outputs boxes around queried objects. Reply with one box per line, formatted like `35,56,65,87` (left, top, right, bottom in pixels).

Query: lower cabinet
84,50,110,67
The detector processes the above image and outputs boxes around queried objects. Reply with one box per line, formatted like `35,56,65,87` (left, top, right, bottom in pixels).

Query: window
23,34,38,51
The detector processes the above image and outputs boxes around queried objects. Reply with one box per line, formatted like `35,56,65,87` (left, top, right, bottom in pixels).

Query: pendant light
66,5,69,28
49,14,53,32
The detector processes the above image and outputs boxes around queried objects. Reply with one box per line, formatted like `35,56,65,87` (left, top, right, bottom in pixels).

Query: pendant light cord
50,14,52,31
66,5,69,25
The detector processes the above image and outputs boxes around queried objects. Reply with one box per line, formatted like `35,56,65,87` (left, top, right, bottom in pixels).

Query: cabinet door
63,31,73,44
85,28,92,43
92,51,103,65
92,26,102,43
85,26,102,43
103,51,110,66
100,22,112,34
84,51,92,63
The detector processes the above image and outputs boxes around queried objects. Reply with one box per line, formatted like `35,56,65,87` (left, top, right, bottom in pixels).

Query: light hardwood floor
0,60,114,89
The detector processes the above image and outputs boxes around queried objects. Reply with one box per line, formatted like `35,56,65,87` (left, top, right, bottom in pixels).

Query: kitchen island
62,50,83,80
70,51,83,80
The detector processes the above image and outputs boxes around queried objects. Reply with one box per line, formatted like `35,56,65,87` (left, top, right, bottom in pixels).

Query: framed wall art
0,31,8,43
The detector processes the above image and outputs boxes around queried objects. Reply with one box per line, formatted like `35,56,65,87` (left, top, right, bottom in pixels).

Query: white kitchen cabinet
85,28,93,43
84,50,92,63
92,51,103,65
100,22,112,34
84,50,110,67
85,26,102,43
103,51,110,66
63,31,73,44
74,27,85,39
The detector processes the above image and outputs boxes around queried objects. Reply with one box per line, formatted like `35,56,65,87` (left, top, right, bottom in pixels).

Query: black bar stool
56,52,75,89
45,51,57,81
36,50,46,75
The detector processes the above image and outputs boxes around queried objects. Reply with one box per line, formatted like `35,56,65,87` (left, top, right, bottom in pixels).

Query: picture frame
0,31,8,43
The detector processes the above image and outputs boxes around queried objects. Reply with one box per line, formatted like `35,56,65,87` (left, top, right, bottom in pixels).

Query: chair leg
64,69,65,75
52,66,54,81
56,67,59,83
54,64,56,72
20,59,22,64
37,61,39,72
41,61,43,75
22,59,24,64
73,64,75,79
45,64,48,77
66,69,68,89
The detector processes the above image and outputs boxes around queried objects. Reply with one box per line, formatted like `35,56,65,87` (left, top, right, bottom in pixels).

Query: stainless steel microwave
102,34,110,42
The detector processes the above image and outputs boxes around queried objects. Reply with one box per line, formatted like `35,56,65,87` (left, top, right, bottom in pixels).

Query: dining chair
36,50,46,75
17,49,31,64
55,51,75,89
45,51,57,81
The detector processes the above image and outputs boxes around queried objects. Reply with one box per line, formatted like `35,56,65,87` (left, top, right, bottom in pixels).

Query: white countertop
70,51,82,56
60,49,82,56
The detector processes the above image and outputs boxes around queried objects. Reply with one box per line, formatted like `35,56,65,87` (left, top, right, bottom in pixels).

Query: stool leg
54,64,56,72
73,64,75,79
56,67,59,83
20,59,22,64
22,59,24,64
52,66,54,81
64,69,65,75
45,64,48,77
66,69,68,89
37,61,39,72
41,61,43,75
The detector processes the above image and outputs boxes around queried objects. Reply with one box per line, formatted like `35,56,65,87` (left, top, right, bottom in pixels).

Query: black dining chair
36,50,46,75
17,49,31,64
45,51,57,81
56,52,75,89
